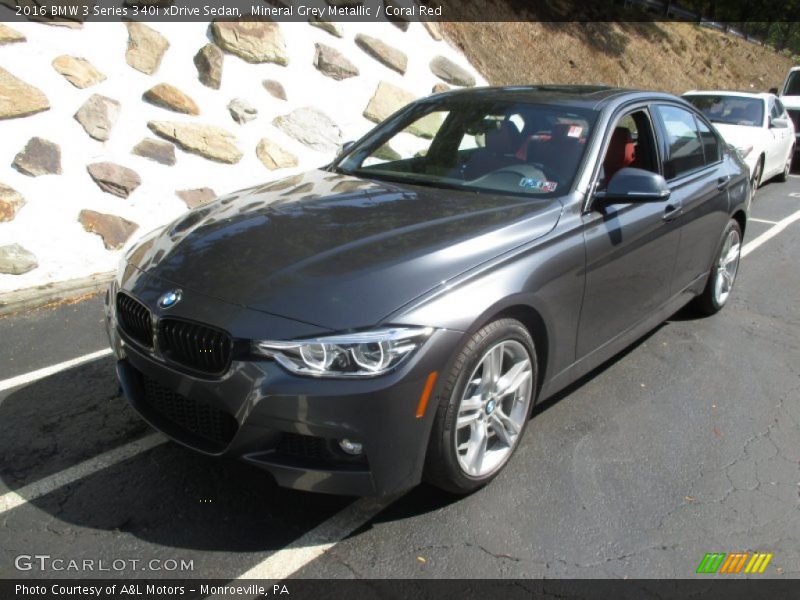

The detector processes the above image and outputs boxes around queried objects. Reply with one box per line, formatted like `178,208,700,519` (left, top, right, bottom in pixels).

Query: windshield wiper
352,170,472,192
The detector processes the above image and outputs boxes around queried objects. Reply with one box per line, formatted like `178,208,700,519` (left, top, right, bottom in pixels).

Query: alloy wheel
454,340,533,477
713,227,741,307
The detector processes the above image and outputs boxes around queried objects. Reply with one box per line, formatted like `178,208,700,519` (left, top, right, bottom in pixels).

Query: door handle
717,175,732,190
662,202,682,222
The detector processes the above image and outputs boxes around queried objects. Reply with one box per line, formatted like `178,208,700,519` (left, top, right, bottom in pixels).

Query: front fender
388,207,587,398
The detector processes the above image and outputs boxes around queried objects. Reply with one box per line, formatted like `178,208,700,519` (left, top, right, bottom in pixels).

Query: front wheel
424,318,537,494
693,219,742,316
777,148,794,182
750,159,763,200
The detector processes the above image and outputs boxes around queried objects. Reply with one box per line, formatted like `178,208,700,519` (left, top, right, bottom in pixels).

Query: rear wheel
424,318,537,494
693,219,742,316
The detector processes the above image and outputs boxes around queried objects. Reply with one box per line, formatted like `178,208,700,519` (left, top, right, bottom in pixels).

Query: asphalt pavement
1,176,798,581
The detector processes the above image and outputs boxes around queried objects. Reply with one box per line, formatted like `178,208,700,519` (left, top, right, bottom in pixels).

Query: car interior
345,103,676,198
347,104,597,195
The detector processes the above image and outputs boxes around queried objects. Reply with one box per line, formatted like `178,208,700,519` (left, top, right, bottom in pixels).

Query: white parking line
742,209,800,258
748,217,778,225
234,495,399,581
0,348,113,393
0,433,165,515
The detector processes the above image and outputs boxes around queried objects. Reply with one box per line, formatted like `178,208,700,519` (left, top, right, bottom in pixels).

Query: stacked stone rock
0,18,476,278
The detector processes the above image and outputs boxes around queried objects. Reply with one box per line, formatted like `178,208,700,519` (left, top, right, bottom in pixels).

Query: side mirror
770,117,789,129
595,167,671,203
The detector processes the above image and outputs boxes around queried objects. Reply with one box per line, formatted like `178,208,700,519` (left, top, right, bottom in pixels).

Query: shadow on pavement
0,358,352,554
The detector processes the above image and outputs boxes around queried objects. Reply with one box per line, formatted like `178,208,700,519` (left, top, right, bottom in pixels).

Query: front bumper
105,277,463,496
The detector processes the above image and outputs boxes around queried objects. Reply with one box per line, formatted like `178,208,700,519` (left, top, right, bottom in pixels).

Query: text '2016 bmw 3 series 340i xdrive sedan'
106,86,749,496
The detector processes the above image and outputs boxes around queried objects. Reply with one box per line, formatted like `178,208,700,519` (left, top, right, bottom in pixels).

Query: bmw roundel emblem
158,289,182,309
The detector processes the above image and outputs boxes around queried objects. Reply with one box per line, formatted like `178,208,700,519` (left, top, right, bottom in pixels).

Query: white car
683,91,794,197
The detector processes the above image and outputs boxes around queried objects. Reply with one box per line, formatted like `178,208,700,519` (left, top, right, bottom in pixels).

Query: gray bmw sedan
106,86,749,496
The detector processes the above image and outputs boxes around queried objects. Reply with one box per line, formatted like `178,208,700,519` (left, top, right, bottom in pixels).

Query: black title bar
2,579,797,600
1,0,799,23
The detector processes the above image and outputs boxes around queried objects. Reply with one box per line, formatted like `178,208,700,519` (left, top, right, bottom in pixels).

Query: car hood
127,170,562,330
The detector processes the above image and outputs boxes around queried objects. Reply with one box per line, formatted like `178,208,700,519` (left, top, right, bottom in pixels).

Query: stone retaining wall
0,18,483,292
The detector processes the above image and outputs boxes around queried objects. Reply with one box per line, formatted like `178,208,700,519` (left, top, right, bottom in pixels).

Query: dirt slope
442,21,792,94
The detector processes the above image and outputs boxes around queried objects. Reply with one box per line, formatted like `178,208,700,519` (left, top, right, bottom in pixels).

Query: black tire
693,219,742,316
777,148,794,182
750,158,763,200
423,318,537,495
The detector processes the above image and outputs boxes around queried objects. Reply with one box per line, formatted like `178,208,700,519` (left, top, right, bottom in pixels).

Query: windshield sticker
567,125,583,138
519,178,558,192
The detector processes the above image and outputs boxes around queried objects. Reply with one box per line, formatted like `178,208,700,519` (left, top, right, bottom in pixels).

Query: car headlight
252,327,434,378
736,145,754,160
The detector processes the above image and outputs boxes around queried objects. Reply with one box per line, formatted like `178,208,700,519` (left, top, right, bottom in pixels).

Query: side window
654,105,705,180
598,109,658,189
695,117,721,165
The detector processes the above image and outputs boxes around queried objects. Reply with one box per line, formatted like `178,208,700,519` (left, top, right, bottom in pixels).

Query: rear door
770,98,793,173
652,104,731,296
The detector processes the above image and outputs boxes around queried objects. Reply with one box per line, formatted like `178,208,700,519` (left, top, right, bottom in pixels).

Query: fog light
339,439,363,455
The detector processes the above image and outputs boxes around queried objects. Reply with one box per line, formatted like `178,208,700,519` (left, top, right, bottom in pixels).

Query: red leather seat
603,127,636,181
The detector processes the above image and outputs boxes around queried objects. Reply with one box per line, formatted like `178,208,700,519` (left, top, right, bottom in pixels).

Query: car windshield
335,98,598,197
785,71,800,96
684,95,764,127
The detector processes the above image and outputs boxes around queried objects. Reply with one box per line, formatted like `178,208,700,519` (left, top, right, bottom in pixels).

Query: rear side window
654,105,705,179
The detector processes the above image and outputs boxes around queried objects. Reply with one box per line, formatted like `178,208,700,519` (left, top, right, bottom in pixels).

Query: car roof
427,84,681,111
683,90,773,101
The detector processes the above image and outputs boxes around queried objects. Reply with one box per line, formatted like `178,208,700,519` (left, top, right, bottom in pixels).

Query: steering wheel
470,163,555,193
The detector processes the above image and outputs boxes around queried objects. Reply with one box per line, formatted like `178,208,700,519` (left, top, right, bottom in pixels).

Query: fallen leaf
684,496,695,503
416,556,426,563
713,427,723,438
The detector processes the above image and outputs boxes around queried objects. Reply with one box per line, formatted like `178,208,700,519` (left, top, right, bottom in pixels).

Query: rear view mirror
595,167,671,203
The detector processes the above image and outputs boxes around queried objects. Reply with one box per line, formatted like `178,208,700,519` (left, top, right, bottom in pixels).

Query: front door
577,108,681,358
